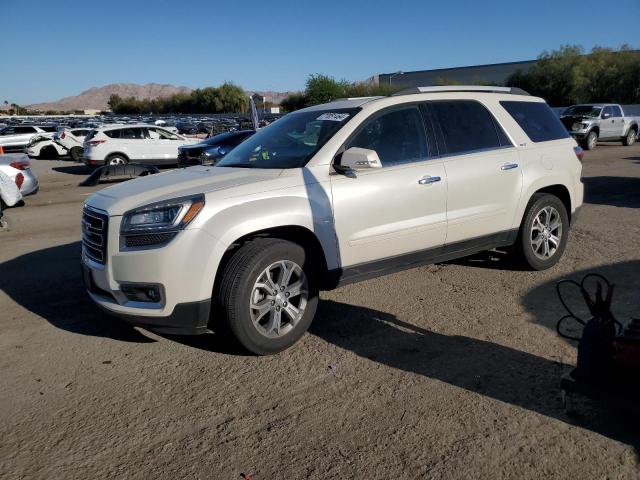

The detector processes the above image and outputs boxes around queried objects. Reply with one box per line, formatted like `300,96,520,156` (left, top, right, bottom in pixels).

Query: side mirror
339,147,382,171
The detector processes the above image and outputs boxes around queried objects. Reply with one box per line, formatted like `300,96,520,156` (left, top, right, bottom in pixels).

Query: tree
280,93,308,112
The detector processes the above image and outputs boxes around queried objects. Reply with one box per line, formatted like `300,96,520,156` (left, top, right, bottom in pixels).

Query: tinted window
15,126,37,134
602,106,613,118
501,101,570,143
429,101,506,155
72,129,89,137
348,106,428,166
119,128,145,139
0,127,15,135
611,106,622,117
104,129,122,139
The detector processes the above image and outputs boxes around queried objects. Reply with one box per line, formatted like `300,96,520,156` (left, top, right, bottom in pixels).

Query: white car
0,153,39,197
82,86,584,354
56,128,92,161
82,124,197,166
0,125,57,153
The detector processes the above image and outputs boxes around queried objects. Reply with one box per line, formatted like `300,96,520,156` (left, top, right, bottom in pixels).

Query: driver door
330,105,447,268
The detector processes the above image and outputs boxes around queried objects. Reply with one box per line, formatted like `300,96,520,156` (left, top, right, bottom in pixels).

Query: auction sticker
316,113,350,122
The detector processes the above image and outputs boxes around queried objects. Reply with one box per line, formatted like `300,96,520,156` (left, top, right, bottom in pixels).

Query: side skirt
324,229,519,289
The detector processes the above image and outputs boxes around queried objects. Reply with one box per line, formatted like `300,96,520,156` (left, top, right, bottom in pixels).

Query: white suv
82,86,584,354
83,124,197,166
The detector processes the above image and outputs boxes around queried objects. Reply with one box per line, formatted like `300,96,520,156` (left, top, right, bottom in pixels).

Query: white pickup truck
560,104,639,150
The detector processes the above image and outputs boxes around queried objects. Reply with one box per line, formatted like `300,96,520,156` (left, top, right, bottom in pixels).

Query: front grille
82,206,108,264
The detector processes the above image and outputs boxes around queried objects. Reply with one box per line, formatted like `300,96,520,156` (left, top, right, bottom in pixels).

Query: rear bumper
20,170,39,196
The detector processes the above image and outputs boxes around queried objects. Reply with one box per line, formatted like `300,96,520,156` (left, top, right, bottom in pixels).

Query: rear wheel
623,128,637,146
106,154,127,166
70,146,83,162
583,130,598,150
513,193,569,270
41,145,58,159
215,238,318,355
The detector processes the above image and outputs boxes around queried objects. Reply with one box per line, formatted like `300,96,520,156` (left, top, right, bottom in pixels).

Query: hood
86,166,283,216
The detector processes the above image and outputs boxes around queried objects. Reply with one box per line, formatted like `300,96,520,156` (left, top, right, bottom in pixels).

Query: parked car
81,86,584,354
0,125,57,153
82,124,198,166
560,104,639,150
177,130,255,167
26,133,65,159
54,128,92,161
0,153,39,196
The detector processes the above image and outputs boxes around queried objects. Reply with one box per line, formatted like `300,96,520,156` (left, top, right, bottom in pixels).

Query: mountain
27,83,294,112
27,83,193,112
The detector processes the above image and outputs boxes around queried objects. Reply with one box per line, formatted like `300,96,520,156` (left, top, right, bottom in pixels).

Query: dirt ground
1,144,639,479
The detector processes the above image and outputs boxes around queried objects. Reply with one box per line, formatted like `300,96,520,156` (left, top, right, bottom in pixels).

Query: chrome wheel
108,157,126,166
587,131,597,149
531,206,563,260
249,260,308,338
627,130,636,146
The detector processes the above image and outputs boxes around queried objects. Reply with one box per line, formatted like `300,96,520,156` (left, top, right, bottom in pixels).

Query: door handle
500,163,519,170
418,175,441,185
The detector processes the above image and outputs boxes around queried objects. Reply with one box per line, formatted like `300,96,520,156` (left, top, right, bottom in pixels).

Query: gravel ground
1,144,639,479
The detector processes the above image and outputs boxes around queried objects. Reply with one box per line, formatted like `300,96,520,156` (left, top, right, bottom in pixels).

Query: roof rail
392,85,530,96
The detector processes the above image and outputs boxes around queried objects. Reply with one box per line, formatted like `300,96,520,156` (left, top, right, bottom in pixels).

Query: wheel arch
521,183,573,226
105,151,129,161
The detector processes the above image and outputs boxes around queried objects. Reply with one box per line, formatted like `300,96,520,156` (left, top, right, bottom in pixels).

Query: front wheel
583,130,598,150
623,128,637,146
215,238,318,355
513,193,569,270
70,147,83,162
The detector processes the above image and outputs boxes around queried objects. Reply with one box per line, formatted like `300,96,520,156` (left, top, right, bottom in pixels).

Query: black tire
41,145,58,159
106,154,128,166
512,193,570,271
70,147,83,162
622,128,637,146
215,238,319,355
582,130,598,150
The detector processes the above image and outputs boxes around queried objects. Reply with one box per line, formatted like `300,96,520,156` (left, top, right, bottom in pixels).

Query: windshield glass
562,105,602,117
216,108,359,169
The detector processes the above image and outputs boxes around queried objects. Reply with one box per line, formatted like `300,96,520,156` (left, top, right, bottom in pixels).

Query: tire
582,130,598,150
215,238,319,355
512,193,570,271
623,128,637,146
41,145,58,159
70,147,83,162
106,154,127,166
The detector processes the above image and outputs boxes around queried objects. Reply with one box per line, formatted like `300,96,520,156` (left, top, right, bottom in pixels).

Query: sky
2,0,639,104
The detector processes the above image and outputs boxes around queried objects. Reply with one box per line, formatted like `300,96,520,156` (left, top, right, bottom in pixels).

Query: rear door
145,127,184,164
119,127,150,161
427,100,522,245
610,105,625,138
330,105,447,267
599,106,616,139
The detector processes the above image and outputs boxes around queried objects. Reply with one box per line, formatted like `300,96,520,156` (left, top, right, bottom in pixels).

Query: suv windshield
216,108,359,169
562,105,602,117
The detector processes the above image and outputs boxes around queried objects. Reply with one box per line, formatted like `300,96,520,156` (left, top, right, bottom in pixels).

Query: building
371,59,537,89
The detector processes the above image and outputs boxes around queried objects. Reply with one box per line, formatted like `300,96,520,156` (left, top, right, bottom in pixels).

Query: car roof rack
392,85,530,96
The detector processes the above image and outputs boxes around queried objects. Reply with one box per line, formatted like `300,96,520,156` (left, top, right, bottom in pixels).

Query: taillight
15,172,24,189
573,146,584,162
89,140,106,146
10,160,30,170
60,132,66,139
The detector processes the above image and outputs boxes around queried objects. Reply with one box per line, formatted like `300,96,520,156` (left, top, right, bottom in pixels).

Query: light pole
388,70,404,88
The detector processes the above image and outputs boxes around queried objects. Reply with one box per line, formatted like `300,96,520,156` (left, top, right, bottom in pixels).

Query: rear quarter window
500,101,569,143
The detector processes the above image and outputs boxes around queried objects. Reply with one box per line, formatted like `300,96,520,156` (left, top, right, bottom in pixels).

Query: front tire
513,193,569,270
582,130,598,150
215,238,318,355
70,147,83,162
623,128,637,146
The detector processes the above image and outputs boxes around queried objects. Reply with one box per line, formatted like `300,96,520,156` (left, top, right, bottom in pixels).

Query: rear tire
41,146,58,159
215,238,318,355
70,147,83,162
106,154,127,166
623,128,637,146
582,130,598,150
512,193,569,271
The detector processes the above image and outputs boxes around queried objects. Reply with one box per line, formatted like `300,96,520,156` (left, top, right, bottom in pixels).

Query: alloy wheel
530,206,563,260
249,260,308,338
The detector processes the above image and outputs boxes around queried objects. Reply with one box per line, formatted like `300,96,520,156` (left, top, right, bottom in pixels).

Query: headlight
120,194,205,244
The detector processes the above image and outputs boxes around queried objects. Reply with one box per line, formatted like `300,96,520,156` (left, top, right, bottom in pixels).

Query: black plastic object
79,163,160,186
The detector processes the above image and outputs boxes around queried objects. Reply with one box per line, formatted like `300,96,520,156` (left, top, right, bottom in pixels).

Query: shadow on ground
311,258,640,456
53,165,93,176
624,156,640,165
582,176,640,208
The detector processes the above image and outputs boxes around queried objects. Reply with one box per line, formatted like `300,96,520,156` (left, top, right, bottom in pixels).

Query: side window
611,106,622,118
1,127,15,135
602,106,613,118
104,129,122,139
429,101,505,155
347,106,428,167
72,129,89,137
500,101,570,143
120,128,145,139
16,126,37,134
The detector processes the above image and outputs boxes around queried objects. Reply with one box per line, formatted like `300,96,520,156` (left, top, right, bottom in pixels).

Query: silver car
0,153,39,197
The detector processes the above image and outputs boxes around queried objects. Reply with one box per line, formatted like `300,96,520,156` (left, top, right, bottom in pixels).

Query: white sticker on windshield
316,112,350,122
